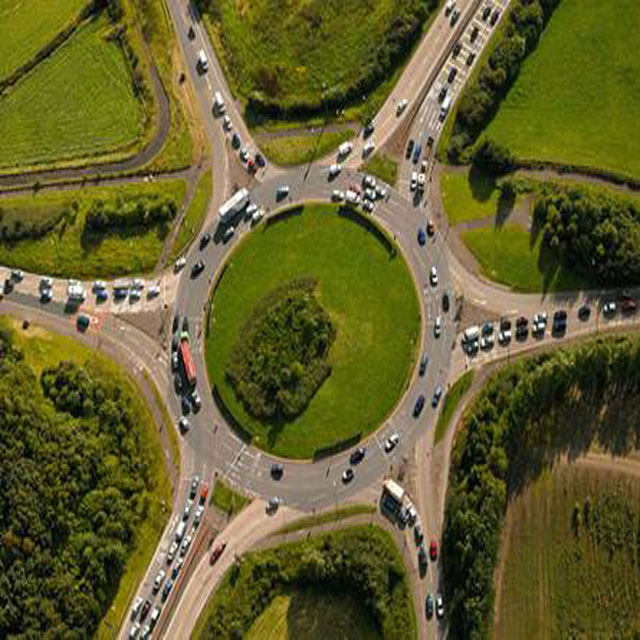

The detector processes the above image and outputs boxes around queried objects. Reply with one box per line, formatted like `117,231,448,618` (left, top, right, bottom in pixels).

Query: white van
175,521,186,542
197,49,208,72
338,141,353,157
213,91,225,114
440,96,452,121
462,326,480,343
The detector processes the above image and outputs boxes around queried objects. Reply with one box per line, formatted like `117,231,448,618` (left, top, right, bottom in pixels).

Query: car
362,200,375,213
499,329,512,344
174,256,186,272
255,153,266,167
467,51,476,66
375,185,387,200
621,297,637,313
11,269,23,281
416,228,427,246
419,354,429,376
251,208,264,225
345,189,360,204
396,98,408,115
149,606,161,630
430,266,438,286
191,260,205,278
270,463,284,479
183,499,192,521
436,595,445,619
337,141,353,157
452,41,462,57
432,387,443,408
350,447,366,465
210,541,227,564
190,476,199,499
223,226,235,242
231,132,241,148
434,316,441,338
167,541,179,563
438,84,448,102
180,534,193,556
129,288,141,302
40,277,54,290
406,139,415,159
425,594,434,619
442,292,450,312
418,545,427,565
92,280,106,291
147,283,160,298
429,540,438,561
140,599,151,621
153,569,166,593
470,25,479,42
410,171,418,191
342,468,355,483
267,496,280,513
200,484,208,505
161,578,174,601
482,322,494,336
140,625,151,640
364,188,377,201
171,557,184,579
130,278,144,290
448,67,457,83
77,314,90,331
182,315,189,331
450,7,460,25
40,288,53,303
178,416,189,433
332,189,345,202
516,324,528,340
199,232,211,249
363,175,377,189
490,8,500,25
363,121,375,138
417,172,426,191
412,143,422,164
516,316,528,328
553,309,568,323
181,396,191,415
480,335,494,350
328,163,342,178
533,312,548,326
191,391,201,412
131,596,143,620
407,504,417,526
385,433,400,452
482,5,491,21
445,0,456,16
171,334,179,353
427,220,436,236
194,506,204,527
174,373,183,393
578,304,591,320
414,523,424,544
129,622,141,639
276,185,290,200
222,114,232,130
3,278,13,294
500,318,512,331
413,394,425,417
603,301,617,316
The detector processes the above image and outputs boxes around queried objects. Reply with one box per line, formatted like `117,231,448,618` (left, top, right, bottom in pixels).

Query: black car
406,139,415,159
231,132,241,149
578,305,591,321
174,374,183,393
363,121,375,138
172,334,179,352
419,354,429,376
173,313,180,332
350,447,366,465
438,85,448,102
470,25,479,42
270,463,284,479
482,5,491,21
140,600,151,621
490,8,500,25
500,318,512,331
553,309,568,323
199,233,211,249
467,51,476,66
452,41,462,57
448,67,457,83
413,394,425,418
342,468,355,484
182,316,189,332
191,260,205,278
181,396,191,415
516,325,528,340
255,153,266,167
442,292,450,312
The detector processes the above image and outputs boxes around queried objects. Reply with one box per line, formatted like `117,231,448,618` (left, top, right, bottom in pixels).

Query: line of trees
85,195,177,231
0,330,158,637
442,335,640,638
226,279,336,421
448,0,562,161
199,525,416,639
532,186,640,286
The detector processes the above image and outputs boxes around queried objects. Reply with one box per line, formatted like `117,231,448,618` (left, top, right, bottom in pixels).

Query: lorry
440,96,452,121
383,479,405,505
179,332,197,388
218,188,249,224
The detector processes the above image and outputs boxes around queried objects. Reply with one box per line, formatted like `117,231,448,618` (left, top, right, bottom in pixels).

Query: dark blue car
412,143,422,164
413,394,425,417
417,228,426,246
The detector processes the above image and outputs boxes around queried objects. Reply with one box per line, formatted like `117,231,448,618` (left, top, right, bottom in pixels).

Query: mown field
247,588,382,640
0,0,87,80
482,0,640,179
257,130,354,167
496,463,640,638
206,204,420,458
0,13,145,170
0,179,186,278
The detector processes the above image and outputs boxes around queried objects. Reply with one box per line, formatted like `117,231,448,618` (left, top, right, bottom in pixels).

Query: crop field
246,588,381,640
496,463,640,638
0,0,87,80
0,179,186,278
482,0,640,180
0,14,145,170
206,204,420,458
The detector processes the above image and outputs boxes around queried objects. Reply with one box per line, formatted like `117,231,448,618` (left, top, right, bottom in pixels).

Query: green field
258,130,354,166
0,13,145,170
0,0,88,80
363,152,399,187
211,479,251,518
482,0,640,180
247,588,382,640
0,179,186,278
206,204,420,458
434,370,473,445
461,225,587,293
274,504,376,535
496,463,640,638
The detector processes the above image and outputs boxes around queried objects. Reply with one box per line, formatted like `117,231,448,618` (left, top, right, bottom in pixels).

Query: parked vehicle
342,468,355,483
210,541,227,564
385,433,400,452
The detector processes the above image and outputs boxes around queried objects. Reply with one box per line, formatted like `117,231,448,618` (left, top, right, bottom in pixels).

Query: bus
179,333,197,387
218,188,249,224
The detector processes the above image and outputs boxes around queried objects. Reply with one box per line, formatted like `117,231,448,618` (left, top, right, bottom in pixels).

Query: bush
85,195,177,231
226,279,336,421
472,140,514,175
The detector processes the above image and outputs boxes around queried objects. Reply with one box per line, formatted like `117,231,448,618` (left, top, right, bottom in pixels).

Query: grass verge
258,130,354,167
363,152,399,186
274,504,377,535
434,370,474,445
211,479,251,518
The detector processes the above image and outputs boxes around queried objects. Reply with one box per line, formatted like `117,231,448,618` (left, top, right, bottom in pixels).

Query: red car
200,484,208,505
210,541,226,565
429,540,438,561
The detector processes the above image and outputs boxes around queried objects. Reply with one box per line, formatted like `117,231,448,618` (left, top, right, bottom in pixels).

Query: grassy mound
206,204,420,458
227,279,336,421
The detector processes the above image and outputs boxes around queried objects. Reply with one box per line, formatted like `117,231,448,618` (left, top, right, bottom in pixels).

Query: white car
434,316,442,338
363,141,375,157
328,163,342,177
396,98,408,115
410,171,418,191
338,141,353,157
11,269,24,281
251,208,264,225
430,266,438,286
245,202,258,219
345,190,360,205
223,226,235,242
194,505,204,526
364,188,376,201
222,115,232,131
362,200,374,213
129,622,141,639
384,433,400,452
174,257,186,272
40,287,53,302
276,185,290,199
167,541,179,563
375,185,387,199
147,283,160,298
363,175,376,189
268,496,281,512
499,329,512,344
129,289,141,301
92,280,106,291
332,189,345,202
480,335,494,350
183,499,192,521
417,172,426,190
131,596,143,619
603,301,617,316
40,277,54,289
180,534,193,556
436,595,445,619
153,569,166,593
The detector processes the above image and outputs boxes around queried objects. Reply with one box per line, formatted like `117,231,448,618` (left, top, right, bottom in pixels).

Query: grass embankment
0,13,145,170
363,152,399,186
169,170,213,262
274,504,376,535
258,130,354,167
211,479,251,518
482,0,640,180
247,588,382,640
0,317,171,639
0,179,186,278
439,168,505,225
497,464,640,638
205,204,420,459
434,370,474,445
0,0,87,80
195,525,416,640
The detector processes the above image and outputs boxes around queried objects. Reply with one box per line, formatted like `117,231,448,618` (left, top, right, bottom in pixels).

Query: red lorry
179,332,197,387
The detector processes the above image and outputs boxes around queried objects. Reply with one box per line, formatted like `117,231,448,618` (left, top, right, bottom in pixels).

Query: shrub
85,195,177,231
472,140,514,175
226,279,336,421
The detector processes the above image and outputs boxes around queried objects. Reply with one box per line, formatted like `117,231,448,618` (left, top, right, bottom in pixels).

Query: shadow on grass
468,166,496,203
495,190,516,229
80,222,169,253
337,205,396,257
211,384,253,445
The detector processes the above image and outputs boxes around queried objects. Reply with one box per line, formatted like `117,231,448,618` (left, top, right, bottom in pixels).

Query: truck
218,188,249,224
439,95,452,121
179,332,197,388
383,479,405,504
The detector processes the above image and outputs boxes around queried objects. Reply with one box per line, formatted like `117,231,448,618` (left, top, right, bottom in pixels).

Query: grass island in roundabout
205,203,421,459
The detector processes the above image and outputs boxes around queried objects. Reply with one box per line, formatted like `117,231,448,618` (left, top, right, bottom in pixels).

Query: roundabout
205,203,421,459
